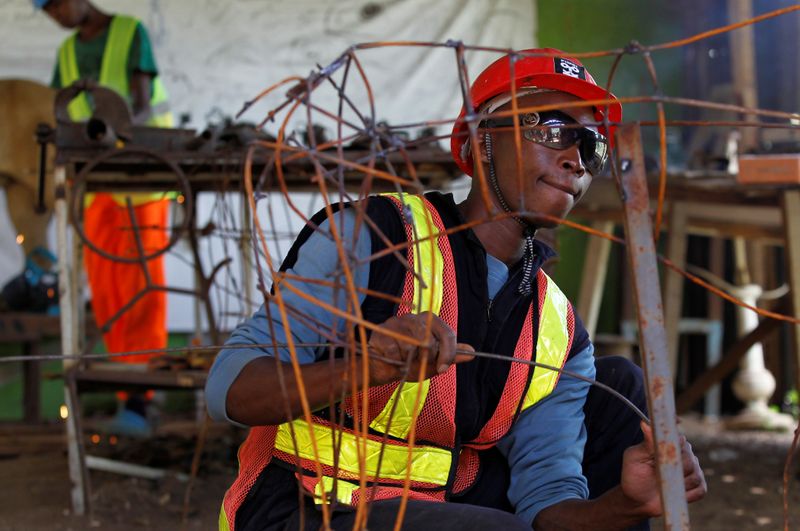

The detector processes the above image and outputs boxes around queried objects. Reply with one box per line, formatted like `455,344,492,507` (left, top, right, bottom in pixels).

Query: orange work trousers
83,194,168,363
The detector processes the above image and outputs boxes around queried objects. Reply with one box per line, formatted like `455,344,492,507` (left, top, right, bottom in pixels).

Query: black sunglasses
483,110,609,175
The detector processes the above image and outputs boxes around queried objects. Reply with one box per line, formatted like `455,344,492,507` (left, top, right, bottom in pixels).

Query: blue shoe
101,408,153,438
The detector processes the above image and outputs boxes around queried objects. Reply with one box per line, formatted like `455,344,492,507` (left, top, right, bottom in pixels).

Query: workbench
571,172,800,414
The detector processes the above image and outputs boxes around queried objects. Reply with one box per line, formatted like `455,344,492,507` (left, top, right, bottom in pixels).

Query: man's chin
521,213,562,230
53,17,81,29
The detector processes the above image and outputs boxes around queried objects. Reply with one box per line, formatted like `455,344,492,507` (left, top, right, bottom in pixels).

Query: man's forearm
130,70,152,125
533,487,649,531
226,356,353,426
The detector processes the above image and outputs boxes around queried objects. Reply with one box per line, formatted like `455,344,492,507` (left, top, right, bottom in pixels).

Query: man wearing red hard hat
207,48,705,530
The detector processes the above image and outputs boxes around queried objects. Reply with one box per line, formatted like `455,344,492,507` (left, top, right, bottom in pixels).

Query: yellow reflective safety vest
219,194,575,531
57,14,173,127
57,14,173,206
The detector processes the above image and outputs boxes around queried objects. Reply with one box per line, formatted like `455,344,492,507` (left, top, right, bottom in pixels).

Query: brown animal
0,79,56,266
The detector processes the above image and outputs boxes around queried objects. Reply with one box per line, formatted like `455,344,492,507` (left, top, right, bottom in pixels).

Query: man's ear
475,133,491,164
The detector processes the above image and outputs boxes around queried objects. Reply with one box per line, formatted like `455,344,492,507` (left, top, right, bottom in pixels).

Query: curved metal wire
40,6,800,528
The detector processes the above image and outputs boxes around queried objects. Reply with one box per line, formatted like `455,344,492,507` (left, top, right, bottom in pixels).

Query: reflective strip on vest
314,476,359,505
368,193,443,439
275,419,452,487
218,502,231,531
400,193,444,315
148,78,174,127
521,273,570,410
100,15,138,97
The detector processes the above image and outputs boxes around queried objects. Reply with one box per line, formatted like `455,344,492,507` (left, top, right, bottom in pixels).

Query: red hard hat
450,48,622,176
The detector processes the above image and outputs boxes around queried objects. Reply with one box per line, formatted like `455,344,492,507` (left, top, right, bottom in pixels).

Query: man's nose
558,144,586,176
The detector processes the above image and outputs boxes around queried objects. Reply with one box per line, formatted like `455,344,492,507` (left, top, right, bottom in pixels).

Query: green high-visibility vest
57,14,173,128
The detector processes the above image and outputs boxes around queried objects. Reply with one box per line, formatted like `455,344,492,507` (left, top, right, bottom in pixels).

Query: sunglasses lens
496,111,610,175
580,134,608,175
533,127,608,174
524,125,577,149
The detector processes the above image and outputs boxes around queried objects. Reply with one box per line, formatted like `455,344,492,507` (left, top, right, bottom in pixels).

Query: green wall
538,0,686,332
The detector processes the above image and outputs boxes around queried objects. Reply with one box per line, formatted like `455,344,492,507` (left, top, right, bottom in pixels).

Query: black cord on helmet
484,131,537,297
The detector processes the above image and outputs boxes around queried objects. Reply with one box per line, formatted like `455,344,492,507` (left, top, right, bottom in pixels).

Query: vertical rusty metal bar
240,191,255,314
614,124,690,529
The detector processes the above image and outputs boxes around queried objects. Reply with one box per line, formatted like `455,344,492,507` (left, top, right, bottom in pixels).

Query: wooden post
23,341,41,423
576,220,615,339
782,190,800,397
663,202,688,378
727,0,760,151
706,237,725,416
56,164,88,515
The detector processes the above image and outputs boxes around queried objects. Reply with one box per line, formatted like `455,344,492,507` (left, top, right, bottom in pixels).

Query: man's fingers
684,472,704,492
685,467,708,503
680,437,699,475
456,343,475,354
452,343,475,365
375,312,465,379
676,434,707,503
683,451,706,501
640,421,655,453
452,354,473,364
411,312,456,374
455,343,476,364
686,483,707,503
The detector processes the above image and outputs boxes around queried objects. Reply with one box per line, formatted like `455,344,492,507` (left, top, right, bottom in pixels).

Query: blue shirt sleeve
495,343,596,525
205,209,371,424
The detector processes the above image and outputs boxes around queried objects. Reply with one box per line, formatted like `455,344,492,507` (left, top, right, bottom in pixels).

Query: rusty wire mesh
7,3,800,529
233,5,800,529
208,6,798,529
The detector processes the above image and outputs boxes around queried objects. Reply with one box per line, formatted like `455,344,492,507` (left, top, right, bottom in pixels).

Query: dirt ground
652,415,800,531
0,415,798,531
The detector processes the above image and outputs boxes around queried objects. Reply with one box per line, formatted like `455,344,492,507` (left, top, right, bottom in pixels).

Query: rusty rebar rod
614,123,689,529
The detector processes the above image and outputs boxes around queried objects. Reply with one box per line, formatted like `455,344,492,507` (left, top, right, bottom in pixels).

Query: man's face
43,0,89,29
480,91,600,229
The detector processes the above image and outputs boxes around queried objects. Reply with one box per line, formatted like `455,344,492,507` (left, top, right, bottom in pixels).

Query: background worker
207,49,706,530
37,0,173,432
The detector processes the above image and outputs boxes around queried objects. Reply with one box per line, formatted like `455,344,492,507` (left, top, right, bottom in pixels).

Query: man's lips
539,177,579,197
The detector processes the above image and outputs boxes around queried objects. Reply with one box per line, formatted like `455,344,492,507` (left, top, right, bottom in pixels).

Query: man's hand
366,312,475,386
620,421,707,516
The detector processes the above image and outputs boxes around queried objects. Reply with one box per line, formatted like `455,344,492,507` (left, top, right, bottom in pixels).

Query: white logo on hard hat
559,59,581,78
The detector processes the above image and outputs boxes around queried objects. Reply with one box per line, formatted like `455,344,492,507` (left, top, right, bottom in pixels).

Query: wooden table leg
23,341,41,423
781,190,800,394
576,220,615,339
663,201,688,379
56,163,88,516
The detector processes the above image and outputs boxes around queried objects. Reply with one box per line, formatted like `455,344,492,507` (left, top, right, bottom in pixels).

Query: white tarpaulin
0,0,537,328
1,0,536,128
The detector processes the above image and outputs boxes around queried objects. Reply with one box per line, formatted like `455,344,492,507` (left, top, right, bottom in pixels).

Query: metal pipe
56,163,88,516
34,123,53,214
614,123,690,529
86,455,189,482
